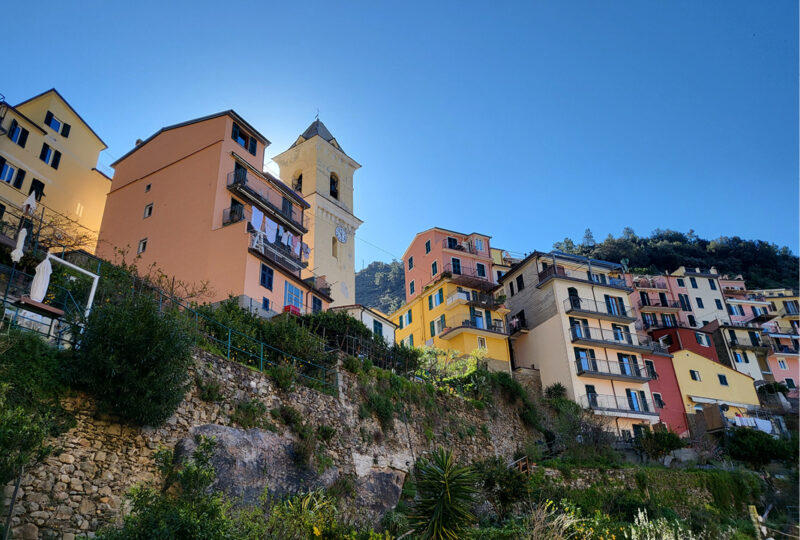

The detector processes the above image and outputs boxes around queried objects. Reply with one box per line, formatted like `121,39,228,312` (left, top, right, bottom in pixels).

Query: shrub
268,362,296,391
231,400,273,430
327,473,356,499
364,389,395,431
195,375,223,402
409,447,478,539
726,427,792,467
271,404,304,431
544,383,567,400
381,509,409,535
474,456,528,515
343,355,362,373
317,424,336,443
635,429,684,460
70,294,194,425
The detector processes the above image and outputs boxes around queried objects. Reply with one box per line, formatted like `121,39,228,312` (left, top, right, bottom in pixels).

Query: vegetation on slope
355,260,405,314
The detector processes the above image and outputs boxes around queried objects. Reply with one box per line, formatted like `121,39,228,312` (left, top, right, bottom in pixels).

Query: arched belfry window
332,237,339,258
293,172,303,192
330,173,339,200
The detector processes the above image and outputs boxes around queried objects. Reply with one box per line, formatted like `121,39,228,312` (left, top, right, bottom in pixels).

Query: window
475,238,484,251
431,260,438,276
645,359,656,377
143,203,153,218
145,183,151,192
260,264,274,290
690,370,701,381
262,297,270,311
284,282,303,311
403,334,414,347
429,314,446,337
332,237,338,258
425,240,431,253
694,332,710,347
653,393,665,408
39,143,61,169
281,197,293,217
717,374,729,386
688,314,697,326
428,288,444,309
695,297,704,309
477,336,487,349
677,278,685,287
678,293,691,311
7,119,29,148
476,262,486,278
408,257,414,270
778,360,787,370
785,378,796,389
398,315,404,330
405,309,412,326
451,257,461,274
708,279,717,290
44,110,62,133
409,281,415,295
29,179,45,200
496,270,504,280
734,352,744,363
137,238,148,254
0,162,16,184
447,237,458,249
516,275,525,291
715,299,723,310
312,296,323,313
689,277,697,288
509,281,515,297
231,122,257,155
329,173,339,200
702,320,709,326
293,173,303,192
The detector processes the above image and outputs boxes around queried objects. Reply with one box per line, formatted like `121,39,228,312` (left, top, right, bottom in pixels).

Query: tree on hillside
355,260,405,313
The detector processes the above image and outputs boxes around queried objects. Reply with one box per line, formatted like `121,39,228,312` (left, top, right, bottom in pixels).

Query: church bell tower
273,120,362,306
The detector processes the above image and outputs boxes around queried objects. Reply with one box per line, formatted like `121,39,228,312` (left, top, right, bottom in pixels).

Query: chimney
135,139,143,146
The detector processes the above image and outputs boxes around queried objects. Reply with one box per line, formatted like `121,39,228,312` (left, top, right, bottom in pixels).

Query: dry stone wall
3,349,533,538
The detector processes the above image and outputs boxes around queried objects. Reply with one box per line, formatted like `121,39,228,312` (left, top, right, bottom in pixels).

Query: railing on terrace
578,393,658,415
638,298,680,309
770,343,800,355
632,277,668,290
441,239,486,256
563,297,636,318
728,336,766,349
537,265,630,290
574,359,655,380
222,206,245,226
227,170,307,231
640,318,686,330
249,231,306,275
569,324,667,353
451,318,506,334
446,290,504,310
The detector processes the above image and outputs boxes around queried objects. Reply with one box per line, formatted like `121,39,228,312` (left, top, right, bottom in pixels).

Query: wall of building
672,270,729,326
645,354,689,435
767,354,799,397
338,306,397,345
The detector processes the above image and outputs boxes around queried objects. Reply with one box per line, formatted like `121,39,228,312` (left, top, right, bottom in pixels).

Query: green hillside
355,260,406,314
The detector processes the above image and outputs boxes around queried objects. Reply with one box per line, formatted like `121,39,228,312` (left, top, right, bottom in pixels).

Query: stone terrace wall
3,349,533,538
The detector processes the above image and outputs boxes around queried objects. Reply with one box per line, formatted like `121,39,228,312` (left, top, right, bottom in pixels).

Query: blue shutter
61,123,71,137
428,295,433,310
430,321,435,337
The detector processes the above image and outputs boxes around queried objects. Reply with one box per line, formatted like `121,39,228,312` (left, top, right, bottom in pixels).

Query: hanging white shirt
10,228,27,263
251,207,264,232
264,218,278,243
30,257,52,302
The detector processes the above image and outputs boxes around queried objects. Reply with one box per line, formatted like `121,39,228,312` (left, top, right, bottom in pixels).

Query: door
618,353,632,376
585,385,598,408
568,287,580,309
570,317,588,339
640,291,650,306
658,292,668,307
451,257,461,275
626,389,640,411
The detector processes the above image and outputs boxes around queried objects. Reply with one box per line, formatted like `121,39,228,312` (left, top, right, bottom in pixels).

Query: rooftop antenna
315,108,319,121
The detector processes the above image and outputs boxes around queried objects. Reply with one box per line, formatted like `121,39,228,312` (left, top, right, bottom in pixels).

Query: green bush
195,375,223,402
380,509,409,535
317,424,336,443
474,456,528,515
268,362,296,391
231,400,273,430
364,389,395,431
544,382,567,400
271,404,304,431
410,447,478,539
635,429,684,460
69,294,194,425
343,355,362,373
726,427,793,467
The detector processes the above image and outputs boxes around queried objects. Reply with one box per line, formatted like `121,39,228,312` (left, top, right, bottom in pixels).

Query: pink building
402,227,495,302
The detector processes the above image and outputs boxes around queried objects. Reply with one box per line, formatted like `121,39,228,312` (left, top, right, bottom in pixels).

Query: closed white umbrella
30,257,52,302
10,228,27,263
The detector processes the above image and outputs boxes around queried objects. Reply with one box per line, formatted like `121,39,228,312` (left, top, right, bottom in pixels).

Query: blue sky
5,1,798,267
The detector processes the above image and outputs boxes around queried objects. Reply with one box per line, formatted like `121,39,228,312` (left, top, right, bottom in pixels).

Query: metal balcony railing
537,265,630,290
564,297,635,319
227,170,307,231
448,290,504,309
222,206,244,226
579,393,658,415
638,298,680,309
441,239,485,255
569,325,668,354
575,359,656,380
249,231,306,276
454,318,507,334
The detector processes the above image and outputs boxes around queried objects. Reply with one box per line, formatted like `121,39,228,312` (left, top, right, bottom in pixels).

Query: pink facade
767,353,799,397
623,274,697,329
402,228,494,302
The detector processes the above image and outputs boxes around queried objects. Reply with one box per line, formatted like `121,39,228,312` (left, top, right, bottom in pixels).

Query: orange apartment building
96,111,332,315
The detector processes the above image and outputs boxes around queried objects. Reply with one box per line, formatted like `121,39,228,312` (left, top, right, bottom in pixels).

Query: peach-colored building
402,227,495,302
96,111,331,315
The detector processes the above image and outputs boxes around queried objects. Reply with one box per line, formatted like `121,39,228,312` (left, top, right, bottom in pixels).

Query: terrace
227,169,308,234
569,325,668,354
537,264,632,292
563,296,637,324
248,231,307,277
439,262,496,292
579,393,659,418
440,318,507,339
446,290,506,311
574,358,656,382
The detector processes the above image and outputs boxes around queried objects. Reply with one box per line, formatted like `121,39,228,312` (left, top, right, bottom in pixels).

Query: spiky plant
409,447,478,539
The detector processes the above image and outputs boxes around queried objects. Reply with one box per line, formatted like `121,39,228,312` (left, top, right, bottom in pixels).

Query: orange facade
96,111,331,315
402,228,495,302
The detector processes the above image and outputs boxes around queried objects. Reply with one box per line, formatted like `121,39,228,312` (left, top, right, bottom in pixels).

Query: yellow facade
391,278,511,372
672,349,759,419
0,89,109,249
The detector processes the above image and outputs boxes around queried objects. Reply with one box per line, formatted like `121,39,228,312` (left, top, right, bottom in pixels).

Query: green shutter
407,309,412,323
440,314,446,329
430,321,435,337
485,309,492,329
409,334,414,347
437,288,443,303
428,295,433,310
398,317,403,330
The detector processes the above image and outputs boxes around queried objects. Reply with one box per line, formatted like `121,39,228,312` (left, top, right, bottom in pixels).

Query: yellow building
490,247,519,283
392,278,512,373
671,349,759,419
273,120,362,306
502,251,666,437
0,89,109,249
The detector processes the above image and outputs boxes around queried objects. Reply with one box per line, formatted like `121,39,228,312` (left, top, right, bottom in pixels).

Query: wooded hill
355,230,797,312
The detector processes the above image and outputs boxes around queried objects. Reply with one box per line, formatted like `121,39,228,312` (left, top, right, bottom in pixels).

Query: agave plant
409,447,478,540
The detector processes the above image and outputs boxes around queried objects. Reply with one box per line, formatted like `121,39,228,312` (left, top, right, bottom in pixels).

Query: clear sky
5,1,798,267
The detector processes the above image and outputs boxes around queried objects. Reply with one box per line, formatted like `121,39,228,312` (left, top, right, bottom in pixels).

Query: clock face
335,226,348,243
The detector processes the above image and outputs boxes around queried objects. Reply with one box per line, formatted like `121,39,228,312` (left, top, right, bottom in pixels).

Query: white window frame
0,163,16,184
143,203,153,218
477,336,487,350
475,238,484,251
690,370,701,381
46,113,63,133
778,359,787,370
137,238,148,254
785,378,796,389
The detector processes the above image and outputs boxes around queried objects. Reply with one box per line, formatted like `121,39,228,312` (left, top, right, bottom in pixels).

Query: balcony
248,231,307,277
770,343,800,355
447,290,506,311
440,262,496,292
222,205,245,226
227,170,307,234
508,313,529,337
569,325,657,354
638,298,681,312
574,359,655,382
563,297,637,323
441,239,486,256
579,393,659,418
728,337,769,353
632,277,668,290
441,318,507,339
537,265,632,292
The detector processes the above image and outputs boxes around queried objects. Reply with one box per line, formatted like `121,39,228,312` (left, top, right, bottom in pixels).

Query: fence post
227,328,231,360
260,342,263,371
158,291,163,313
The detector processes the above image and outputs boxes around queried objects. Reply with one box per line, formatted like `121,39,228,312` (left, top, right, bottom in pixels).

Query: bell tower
273,120,362,306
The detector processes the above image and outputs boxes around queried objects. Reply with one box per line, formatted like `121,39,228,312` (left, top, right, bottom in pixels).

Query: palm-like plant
409,447,478,539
